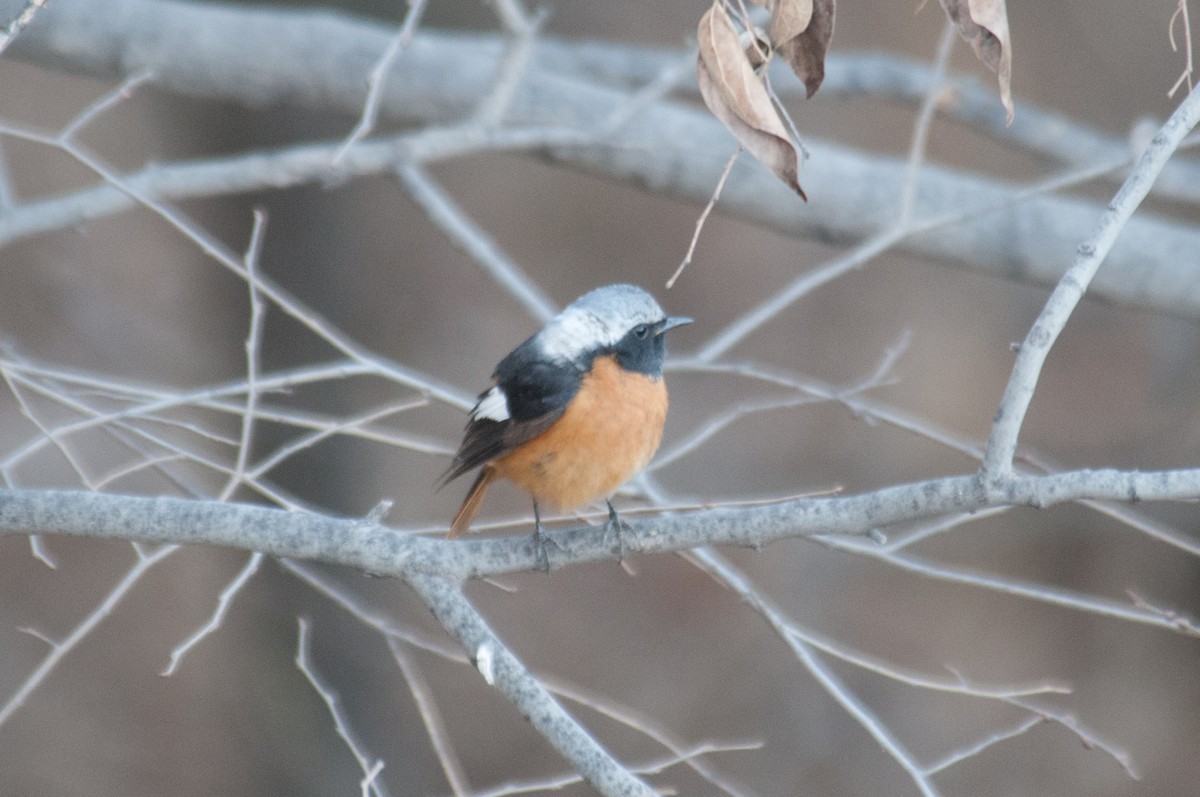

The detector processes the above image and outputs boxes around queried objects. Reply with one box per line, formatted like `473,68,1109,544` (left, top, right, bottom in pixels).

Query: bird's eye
633,324,649,339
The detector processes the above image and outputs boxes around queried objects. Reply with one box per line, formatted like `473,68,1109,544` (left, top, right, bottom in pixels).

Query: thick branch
540,45,1200,204
1,467,1196,580
406,574,655,797
7,0,1200,319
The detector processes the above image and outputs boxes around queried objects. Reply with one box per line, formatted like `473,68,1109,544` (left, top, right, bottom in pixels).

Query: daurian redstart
440,284,691,566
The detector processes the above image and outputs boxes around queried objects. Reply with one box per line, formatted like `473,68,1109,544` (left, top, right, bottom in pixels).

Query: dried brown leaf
768,0,814,47
697,2,806,198
777,0,834,98
938,0,1014,123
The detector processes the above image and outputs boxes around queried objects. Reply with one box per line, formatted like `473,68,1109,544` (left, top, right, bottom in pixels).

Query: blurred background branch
7,0,1200,318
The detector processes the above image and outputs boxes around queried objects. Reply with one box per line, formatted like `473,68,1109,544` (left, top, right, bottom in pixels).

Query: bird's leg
532,501,551,572
604,499,631,561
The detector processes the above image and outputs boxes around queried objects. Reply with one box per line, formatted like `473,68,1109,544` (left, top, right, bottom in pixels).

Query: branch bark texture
2,467,1197,580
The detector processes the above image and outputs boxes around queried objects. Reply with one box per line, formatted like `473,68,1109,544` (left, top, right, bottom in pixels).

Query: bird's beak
658,316,693,334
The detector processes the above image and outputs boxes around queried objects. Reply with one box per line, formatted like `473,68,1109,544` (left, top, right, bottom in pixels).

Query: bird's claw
604,500,632,561
532,523,552,572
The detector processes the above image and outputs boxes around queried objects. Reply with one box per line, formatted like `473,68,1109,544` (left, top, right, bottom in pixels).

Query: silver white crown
535,284,666,363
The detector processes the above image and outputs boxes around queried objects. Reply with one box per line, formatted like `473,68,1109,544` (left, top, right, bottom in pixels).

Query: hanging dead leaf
744,0,831,97
938,0,1013,123
767,0,814,48
776,0,835,98
697,2,806,198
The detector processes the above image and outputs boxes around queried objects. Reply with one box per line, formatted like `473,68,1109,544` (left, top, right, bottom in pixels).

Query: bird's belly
494,357,668,510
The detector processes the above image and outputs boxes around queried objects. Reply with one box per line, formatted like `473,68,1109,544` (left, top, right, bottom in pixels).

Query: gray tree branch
406,573,656,797
985,83,1200,478
5,0,1200,319
2,467,1198,584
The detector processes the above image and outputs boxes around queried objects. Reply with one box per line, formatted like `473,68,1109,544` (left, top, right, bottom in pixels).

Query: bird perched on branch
440,284,692,569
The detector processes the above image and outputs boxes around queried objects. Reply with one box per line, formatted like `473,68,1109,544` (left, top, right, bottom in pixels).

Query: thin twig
487,0,533,34
819,537,1200,636
58,71,155,143
1006,696,1139,779
794,637,941,796
221,209,269,501
653,336,905,469
248,399,428,481
333,0,429,164
162,552,264,676
0,359,424,472
472,7,547,127
0,544,177,728
387,638,473,796
1169,0,1195,98
295,618,391,797
0,141,14,210
691,135,1196,362
924,716,1044,775
899,20,958,224
601,49,698,136
397,163,557,322
668,148,740,289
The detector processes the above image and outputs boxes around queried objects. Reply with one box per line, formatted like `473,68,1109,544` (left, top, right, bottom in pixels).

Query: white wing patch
473,386,510,422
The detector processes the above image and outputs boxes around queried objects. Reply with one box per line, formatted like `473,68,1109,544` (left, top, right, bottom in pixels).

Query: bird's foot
530,502,564,573
532,522,552,573
604,500,632,561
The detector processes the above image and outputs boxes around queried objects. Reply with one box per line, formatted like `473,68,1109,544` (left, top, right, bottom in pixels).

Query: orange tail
448,467,495,538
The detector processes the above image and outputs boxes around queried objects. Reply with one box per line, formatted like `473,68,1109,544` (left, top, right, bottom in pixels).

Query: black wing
439,345,583,486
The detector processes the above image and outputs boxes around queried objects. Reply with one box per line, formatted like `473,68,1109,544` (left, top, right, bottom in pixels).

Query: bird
439,284,692,568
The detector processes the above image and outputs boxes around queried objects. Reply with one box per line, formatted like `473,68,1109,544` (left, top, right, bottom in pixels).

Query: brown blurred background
0,0,1198,795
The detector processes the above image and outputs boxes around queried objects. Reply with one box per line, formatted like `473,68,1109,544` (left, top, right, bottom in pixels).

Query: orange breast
492,355,668,510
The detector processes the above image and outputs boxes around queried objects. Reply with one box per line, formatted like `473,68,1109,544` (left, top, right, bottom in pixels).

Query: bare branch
1006,697,1139,779
162,552,263,676
295,618,391,797
471,6,547,127
8,1,1200,318
285,559,760,796
686,548,1075,791
221,209,269,501
397,164,557,323
669,148,740,290
1169,0,1195,98
0,543,176,728
3,465,1200,584
983,85,1200,479
386,637,472,796
0,0,48,56
333,0,429,163
791,636,940,796
822,535,1200,636
924,716,1043,776
405,573,656,797
899,20,958,225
